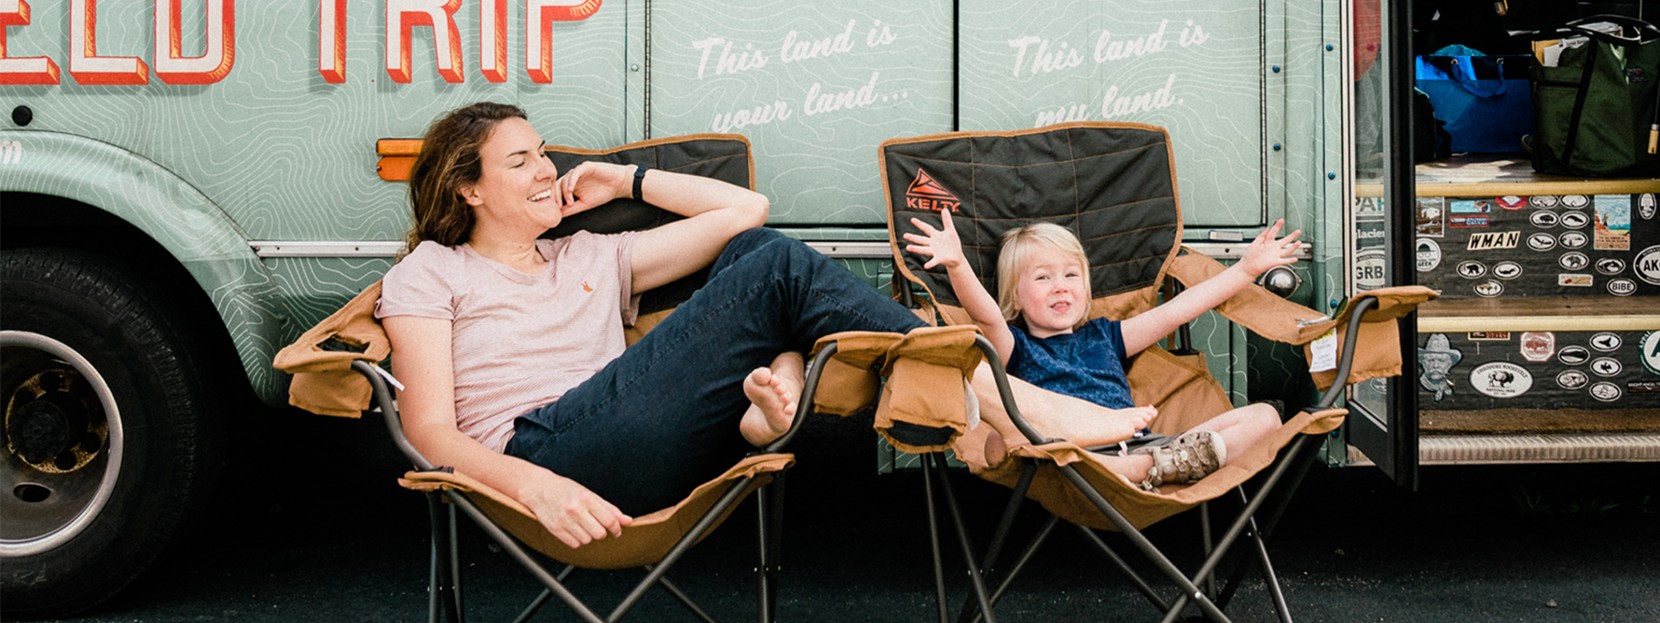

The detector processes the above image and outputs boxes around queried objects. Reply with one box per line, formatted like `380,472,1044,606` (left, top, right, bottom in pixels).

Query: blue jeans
505,228,924,514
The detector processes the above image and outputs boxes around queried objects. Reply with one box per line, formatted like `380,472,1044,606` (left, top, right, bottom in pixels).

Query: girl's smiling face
1013,246,1087,338
462,117,562,234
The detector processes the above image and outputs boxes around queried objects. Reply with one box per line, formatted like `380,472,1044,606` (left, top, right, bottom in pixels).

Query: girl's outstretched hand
1238,218,1303,278
903,208,967,270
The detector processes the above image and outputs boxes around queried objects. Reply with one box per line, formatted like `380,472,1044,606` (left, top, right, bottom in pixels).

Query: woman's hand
555,161,633,218
1236,218,1303,278
521,472,635,548
903,208,967,270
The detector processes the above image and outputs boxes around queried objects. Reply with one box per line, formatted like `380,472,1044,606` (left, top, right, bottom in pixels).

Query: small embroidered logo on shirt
581,280,594,293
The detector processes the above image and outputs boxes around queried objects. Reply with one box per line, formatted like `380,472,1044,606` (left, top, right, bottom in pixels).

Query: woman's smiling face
463,116,562,234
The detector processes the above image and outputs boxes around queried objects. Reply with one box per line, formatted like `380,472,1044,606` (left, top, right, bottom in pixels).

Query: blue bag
1415,45,1536,153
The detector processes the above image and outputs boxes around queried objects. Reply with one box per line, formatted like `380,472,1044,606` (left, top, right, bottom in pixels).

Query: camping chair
274,135,807,623
866,122,1436,622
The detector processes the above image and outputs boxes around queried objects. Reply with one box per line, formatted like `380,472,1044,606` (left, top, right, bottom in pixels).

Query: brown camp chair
274,135,804,623
866,122,1436,622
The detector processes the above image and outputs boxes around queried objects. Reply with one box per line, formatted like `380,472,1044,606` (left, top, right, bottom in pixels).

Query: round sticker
1559,252,1590,271
1416,239,1442,272
1556,370,1589,390
1640,193,1657,220
1589,382,1622,402
1561,194,1589,209
1527,233,1557,251
1634,246,1660,286
1531,195,1560,209
1590,332,1623,352
1559,346,1591,365
1470,362,1533,398
1590,357,1624,377
1474,280,1504,297
1641,331,1660,376
1493,261,1523,280
1596,258,1626,275
1608,279,1637,296
1457,260,1488,279
1355,250,1386,289
1559,211,1590,229
1558,231,1589,249
1521,332,1555,362
1530,211,1560,228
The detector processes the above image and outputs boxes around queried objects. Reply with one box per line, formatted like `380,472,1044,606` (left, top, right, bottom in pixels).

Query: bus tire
1,247,223,618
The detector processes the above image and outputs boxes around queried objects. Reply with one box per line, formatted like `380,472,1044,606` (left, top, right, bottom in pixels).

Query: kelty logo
905,168,962,213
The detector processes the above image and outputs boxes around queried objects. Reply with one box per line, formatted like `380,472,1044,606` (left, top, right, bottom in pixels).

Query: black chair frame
914,295,1386,623
354,354,843,623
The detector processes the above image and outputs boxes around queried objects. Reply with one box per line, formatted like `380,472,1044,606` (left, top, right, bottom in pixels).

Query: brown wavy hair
404,102,528,250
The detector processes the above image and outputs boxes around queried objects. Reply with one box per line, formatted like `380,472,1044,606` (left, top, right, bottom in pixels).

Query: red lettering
70,0,149,85
0,0,60,85
905,197,961,213
385,0,462,84
318,0,344,83
479,0,506,82
526,0,600,83
155,0,234,85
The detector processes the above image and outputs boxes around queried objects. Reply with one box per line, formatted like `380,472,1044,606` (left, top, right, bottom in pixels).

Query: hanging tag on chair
1309,330,1338,373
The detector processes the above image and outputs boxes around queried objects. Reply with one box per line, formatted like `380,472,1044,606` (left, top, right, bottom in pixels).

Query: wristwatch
632,165,649,201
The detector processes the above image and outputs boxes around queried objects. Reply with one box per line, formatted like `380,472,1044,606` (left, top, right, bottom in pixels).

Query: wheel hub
6,370,103,474
1,331,123,556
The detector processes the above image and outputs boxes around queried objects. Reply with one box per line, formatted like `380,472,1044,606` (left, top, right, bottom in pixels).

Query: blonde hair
995,222,1092,329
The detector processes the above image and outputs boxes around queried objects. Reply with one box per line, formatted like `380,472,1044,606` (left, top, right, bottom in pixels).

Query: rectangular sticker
1468,332,1512,341
1468,231,1520,250
1450,198,1490,214
1451,215,1490,228
1417,197,1445,238
1593,195,1632,251
1558,274,1594,287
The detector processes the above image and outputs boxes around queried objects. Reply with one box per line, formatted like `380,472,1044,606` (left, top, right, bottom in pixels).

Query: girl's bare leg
740,352,806,447
969,362,1147,448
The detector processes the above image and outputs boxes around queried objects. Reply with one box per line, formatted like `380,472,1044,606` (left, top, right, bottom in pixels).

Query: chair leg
652,572,720,623
1154,437,1320,621
609,476,758,621
931,453,998,623
427,492,464,623
959,463,1040,623
756,476,786,623
1051,465,1233,622
1071,523,1169,611
920,455,951,623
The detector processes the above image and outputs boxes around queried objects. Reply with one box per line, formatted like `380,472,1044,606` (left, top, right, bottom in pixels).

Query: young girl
905,210,1303,491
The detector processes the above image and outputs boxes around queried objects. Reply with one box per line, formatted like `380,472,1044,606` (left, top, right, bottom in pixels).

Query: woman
380,102,1141,550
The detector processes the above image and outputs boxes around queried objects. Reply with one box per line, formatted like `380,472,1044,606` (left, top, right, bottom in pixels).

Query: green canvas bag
1529,15,1660,177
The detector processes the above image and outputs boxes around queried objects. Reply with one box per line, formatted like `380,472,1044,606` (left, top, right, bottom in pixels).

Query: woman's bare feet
740,352,805,447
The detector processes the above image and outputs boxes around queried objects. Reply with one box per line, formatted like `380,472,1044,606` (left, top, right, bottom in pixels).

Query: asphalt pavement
31,409,1660,623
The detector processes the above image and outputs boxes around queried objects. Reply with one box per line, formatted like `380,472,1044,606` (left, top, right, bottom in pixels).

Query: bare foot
740,352,804,447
